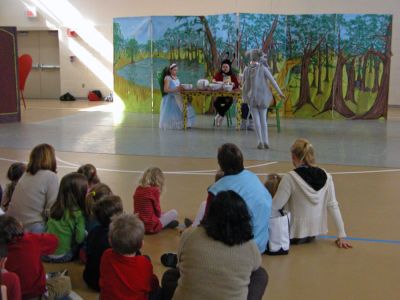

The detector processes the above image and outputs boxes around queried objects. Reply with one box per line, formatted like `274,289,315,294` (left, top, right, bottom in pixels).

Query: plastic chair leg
276,108,281,133
20,90,26,109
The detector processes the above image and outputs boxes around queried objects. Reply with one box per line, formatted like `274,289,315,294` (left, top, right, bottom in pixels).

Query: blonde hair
290,138,316,167
264,173,282,197
139,167,165,191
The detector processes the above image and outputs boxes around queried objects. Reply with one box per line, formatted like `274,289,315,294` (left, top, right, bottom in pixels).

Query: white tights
160,209,178,227
250,107,269,145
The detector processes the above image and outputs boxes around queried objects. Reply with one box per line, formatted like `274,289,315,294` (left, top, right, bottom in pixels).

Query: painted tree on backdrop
317,15,358,118
126,38,139,64
288,15,323,113
355,16,392,119
238,14,280,71
113,22,124,66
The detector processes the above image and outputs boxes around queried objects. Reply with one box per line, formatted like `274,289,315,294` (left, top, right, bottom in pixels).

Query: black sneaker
184,218,193,228
161,253,178,268
164,220,179,229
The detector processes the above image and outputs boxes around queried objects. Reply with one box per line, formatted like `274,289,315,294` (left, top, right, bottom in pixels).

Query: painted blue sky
115,17,151,43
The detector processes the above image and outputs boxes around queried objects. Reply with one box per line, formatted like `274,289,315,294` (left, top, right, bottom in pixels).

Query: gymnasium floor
0,100,399,300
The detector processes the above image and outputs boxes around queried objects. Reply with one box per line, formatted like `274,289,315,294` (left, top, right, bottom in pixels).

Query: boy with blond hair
100,214,159,300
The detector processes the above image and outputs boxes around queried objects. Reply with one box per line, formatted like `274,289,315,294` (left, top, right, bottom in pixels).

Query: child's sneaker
161,253,178,268
184,218,193,228
164,220,179,229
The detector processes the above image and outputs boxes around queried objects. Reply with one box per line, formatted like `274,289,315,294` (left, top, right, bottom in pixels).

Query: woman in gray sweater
7,144,59,233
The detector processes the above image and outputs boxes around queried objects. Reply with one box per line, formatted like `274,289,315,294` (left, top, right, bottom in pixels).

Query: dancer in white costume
242,49,285,149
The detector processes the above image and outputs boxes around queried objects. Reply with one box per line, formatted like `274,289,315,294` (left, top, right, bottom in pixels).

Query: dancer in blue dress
159,63,195,130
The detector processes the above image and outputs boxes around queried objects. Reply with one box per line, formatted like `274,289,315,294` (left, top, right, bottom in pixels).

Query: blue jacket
209,170,271,252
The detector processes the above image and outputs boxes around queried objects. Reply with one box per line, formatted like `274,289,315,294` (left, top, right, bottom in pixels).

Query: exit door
17,30,60,99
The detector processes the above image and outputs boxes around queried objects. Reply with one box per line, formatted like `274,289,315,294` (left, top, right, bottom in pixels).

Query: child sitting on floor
134,167,179,233
264,173,282,197
0,215,58,299
83,195,123,291
77,163,100,188
0,242,21,300
44,172,88,262
85,182,113,232
100,214,160,299
1,162,26,212
80,183,113,263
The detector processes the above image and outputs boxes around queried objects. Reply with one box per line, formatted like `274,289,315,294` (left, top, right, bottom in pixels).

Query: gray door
17,30,60,99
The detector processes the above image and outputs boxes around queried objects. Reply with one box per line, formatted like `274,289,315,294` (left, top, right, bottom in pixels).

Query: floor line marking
319,235,400,244
1,156,400,176
56,157,80,167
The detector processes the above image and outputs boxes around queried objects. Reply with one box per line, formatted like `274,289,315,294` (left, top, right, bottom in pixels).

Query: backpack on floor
59,92,76,101
88,90,102,101
265,210,290,255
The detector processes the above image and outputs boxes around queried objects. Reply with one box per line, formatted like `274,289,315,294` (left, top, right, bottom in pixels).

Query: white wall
1,0,399,104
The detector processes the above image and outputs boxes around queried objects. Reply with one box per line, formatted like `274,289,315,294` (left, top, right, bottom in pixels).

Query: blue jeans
25,222,45,233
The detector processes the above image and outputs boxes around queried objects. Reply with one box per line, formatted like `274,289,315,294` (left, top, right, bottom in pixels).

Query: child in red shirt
0,215,58,299
100,214,160,300
1,243,21,300
134,167,178,233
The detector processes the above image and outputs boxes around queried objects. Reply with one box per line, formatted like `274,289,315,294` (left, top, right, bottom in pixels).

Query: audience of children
44,172,88,263
0,139,352,299
134,167,179,233
0,215,58,299
0,162,26,212
83,195,123,291
99,213,160,300
7,144,59,233
77,163,100,188
0,243,21,300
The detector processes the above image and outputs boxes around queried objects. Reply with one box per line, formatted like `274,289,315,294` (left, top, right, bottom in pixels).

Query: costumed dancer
212,56,239,127
242,49,285,149
159,63,195,130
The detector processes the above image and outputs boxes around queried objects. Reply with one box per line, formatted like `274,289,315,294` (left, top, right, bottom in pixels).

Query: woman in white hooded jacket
242,49,284,149
272,138,352,249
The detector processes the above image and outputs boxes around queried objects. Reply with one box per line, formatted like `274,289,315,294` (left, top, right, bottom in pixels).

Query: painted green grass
114,73,152,113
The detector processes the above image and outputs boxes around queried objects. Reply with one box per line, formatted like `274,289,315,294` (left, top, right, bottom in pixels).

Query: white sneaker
215,114,223,127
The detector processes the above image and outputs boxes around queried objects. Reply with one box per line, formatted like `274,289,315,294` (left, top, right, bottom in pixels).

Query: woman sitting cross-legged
161,190,268,300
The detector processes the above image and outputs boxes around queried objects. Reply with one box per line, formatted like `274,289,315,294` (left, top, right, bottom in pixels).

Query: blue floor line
318,235,400,244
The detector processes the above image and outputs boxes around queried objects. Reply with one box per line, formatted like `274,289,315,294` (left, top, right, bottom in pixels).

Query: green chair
213,99,235,127
267,97,284,133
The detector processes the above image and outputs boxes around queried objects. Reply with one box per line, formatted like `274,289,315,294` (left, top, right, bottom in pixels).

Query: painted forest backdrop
114,14,392,119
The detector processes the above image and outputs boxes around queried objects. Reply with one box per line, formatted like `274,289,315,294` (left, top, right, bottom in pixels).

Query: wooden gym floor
0,100,399,299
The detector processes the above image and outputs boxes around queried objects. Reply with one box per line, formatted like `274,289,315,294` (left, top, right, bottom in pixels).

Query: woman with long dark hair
162,191,268,300
212,59,239,127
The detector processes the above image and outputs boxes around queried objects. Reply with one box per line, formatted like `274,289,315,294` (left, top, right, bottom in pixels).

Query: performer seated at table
159,63,196,130
212,58,239,127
